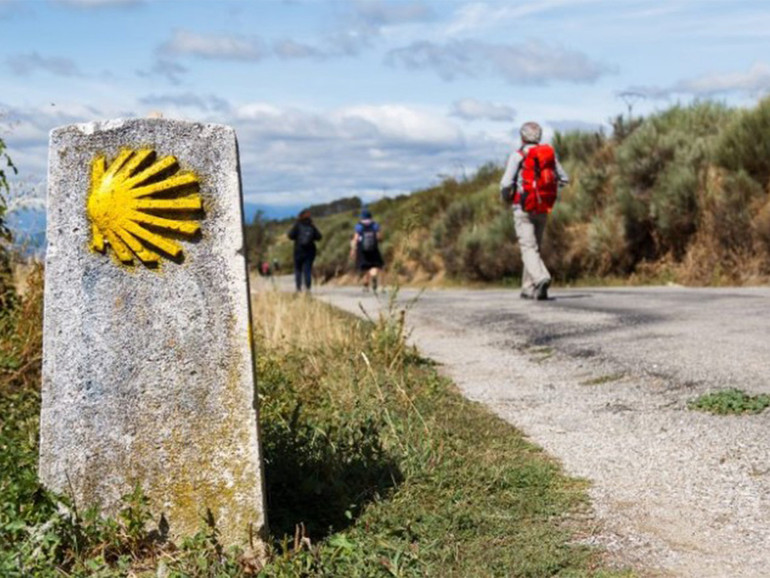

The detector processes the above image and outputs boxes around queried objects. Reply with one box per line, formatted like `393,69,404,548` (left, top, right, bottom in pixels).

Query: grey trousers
513,206,550,293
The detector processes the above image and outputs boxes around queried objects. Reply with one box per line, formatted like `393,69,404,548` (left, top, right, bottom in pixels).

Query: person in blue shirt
349,208,384,292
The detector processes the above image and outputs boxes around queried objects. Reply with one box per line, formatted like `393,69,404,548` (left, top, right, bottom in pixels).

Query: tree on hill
304,196,362,218
245,209,273,270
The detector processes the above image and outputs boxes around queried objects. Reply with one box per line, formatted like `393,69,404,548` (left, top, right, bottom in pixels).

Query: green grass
0,277,632,576
687,388,770,415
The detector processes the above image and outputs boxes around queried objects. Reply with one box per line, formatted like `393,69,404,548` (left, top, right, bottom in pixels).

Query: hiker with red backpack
500,121,569,300
350,208,384,293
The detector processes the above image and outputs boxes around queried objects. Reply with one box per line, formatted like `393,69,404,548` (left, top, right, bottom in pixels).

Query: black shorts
356,249,384,271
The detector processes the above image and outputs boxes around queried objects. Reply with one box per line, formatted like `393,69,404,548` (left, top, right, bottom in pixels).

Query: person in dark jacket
349,208,384,293
287,209,322,292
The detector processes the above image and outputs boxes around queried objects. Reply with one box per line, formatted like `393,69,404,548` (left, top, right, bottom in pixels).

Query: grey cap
520,121,542,144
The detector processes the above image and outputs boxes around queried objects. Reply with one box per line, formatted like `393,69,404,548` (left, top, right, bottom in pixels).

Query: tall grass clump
0,262,43,393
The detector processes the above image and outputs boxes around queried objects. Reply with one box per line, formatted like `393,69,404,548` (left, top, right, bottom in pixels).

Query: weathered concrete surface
41,118,265,546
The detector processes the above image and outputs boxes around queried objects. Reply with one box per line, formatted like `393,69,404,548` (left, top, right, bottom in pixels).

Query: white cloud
1,101,128,176
236,103,284,119
0,0,30,19
228,102,499,207
136,59,188,85
299,0,435,58
6,52,82,77
160,29,265,61
450,98,515,122
444,0,606,36
2,99,507,213
138,93,230,113
232,102,464,149
335,105,463,146
386,40,612,85
676,63,770,96
351,0,434,30
273,39,324,60
628,63,770,99
547,119,605,133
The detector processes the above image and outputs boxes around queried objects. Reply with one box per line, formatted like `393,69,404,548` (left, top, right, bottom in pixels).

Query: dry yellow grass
251,284,357,353
1,262,43,392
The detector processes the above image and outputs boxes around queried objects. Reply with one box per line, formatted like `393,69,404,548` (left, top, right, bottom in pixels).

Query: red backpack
518,144,558,214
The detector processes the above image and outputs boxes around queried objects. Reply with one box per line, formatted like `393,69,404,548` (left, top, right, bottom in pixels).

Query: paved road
310,283,770,577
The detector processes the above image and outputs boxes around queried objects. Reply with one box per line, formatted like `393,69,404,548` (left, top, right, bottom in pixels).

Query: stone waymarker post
40,118,266,547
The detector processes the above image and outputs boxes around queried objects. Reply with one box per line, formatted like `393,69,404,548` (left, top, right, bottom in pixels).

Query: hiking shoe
535,279,551,301
520,290,534,300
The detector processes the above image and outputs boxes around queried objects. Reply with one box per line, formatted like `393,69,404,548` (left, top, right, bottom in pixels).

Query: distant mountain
241,198,362,224
7,207,46,257
242,202,303,223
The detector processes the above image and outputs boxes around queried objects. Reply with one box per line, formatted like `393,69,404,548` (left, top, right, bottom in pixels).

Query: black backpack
360,222,378,252
297,222,316,248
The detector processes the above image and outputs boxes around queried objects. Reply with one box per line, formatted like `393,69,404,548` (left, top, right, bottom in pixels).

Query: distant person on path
350,208,384,293
287,209,322,292
500,121,569,300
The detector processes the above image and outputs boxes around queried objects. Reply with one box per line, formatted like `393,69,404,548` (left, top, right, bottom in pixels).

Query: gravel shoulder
309,282,770,578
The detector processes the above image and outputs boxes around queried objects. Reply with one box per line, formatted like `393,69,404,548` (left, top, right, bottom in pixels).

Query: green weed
581,373,625,386
688,389,770,415
528,346,555,363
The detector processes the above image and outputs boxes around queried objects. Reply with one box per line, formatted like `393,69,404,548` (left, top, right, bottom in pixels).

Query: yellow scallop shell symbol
86,148,203,266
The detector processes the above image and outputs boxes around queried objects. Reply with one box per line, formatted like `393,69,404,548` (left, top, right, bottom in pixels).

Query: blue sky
2,0,770,225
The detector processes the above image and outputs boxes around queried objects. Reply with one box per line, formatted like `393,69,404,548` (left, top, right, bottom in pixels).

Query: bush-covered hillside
251,98,770,286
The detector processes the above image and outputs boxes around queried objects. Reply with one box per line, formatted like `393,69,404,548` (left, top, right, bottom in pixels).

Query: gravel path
309,283,770,578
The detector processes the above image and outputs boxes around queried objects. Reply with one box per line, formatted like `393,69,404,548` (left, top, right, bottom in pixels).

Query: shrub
752,196,770,257
552,129,606,164
650,160,699,257
716,96,770,188
455,213,520,281
565,164,611,222
610,114,644,144
586,208,632,275
615,101,733,262
708,169,762,252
